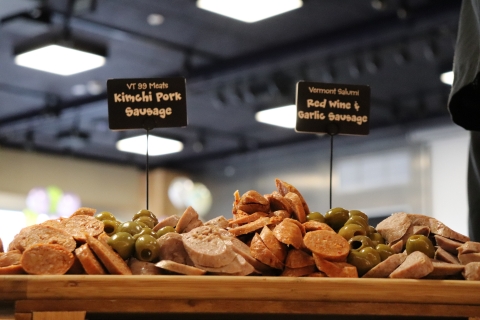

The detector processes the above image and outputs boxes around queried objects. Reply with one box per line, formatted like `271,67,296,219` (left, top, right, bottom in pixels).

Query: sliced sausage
153,215,180,231
427,261,464,278
260,226,287,262
458,253,480,265
204,216,229,229
228,212,268,227
312,254,358,278
435,247,460,264
0,265,25,274
157,232,193,266
156,260,206,275
362,253,407,278
463,262,480,280
284,192,306,223
230,237,273,275
376,212,412,244
195,254,254,276
272,219,304,250
70,207,96,217
176,206,202,233
457,241,480,255
75,243,106,275
228,217,271,237
250,233,284,270
129,257,161,275
182,225,236,268
0,250,22,267
21,243,75,275
303,220,334,232
280,264,316,277
61,215,104,242
303,230,350,262
275,178,310,215
264,191,293,213
10,225,76,253
389,251,434,279
85,233,132,275
237,190,270,214
284,249,315,269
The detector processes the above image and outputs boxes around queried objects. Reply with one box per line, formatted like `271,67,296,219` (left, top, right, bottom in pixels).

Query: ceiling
0,0,460,171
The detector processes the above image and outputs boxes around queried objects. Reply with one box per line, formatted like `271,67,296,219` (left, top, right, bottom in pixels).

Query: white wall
410,125,470,237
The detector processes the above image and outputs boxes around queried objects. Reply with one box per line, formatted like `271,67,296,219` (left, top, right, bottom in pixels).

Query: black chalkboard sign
295,81,370,135
107,77,187,130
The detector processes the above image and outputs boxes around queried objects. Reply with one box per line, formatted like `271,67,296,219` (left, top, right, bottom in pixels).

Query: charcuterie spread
1,178,479,280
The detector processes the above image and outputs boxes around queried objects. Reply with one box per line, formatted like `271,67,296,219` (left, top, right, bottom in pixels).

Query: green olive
117,221,143,236
344,215,369,230
156,226,175,238
306,212,325,223
133,227,157,241
349,210,369,223
102,219,118,236
133,216,156,229
369,232,386,246
367,225,377,236
338,224,367,241
135,235,160,262
94,211,116,221
348,235,374,251
324,207,349,231
376,244,395,261
107,232,135,260
132,209,158,225
347,247,381,277
405,235,435,258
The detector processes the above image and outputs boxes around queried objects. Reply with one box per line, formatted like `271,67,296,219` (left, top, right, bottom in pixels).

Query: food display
1,178,479,280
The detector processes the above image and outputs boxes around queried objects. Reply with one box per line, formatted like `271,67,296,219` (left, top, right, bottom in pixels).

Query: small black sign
107,77,187,130
295,81,370,135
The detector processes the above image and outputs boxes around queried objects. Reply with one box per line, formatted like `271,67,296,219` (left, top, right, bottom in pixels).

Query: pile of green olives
311,207,394,277
94,209,175,262
347,235,395,276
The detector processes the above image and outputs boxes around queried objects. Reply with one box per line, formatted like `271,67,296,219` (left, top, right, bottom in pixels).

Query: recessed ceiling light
255,104,296,128
196,0,303,23
116,135,183,156
147,13,165,26
440,70,453,85
15,44,106,76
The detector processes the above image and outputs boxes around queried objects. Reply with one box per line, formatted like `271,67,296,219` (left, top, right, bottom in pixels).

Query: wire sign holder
295,81,370,209
107,77,187,210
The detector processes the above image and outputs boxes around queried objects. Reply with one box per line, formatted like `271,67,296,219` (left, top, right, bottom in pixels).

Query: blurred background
0,0,467,248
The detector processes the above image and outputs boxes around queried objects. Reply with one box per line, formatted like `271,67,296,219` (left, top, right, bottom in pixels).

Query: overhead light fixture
255,104,296,128
14,31,107,76
196,0,303,23
116,135,184,156
440,71,453,85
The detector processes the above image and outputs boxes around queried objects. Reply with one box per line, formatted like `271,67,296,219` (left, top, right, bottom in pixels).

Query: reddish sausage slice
21,243,74,275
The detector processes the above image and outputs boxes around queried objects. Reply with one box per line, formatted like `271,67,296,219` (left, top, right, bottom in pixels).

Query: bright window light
440,70,454,85
197,0,303,23
15,45,106,76
116,135,183,156
255,104,296,128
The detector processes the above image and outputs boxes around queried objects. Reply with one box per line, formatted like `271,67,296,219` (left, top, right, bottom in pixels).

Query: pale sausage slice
389,251,434,279
376,212,412,244
85,233,132,275
182,225,236,268
153,215,180,231
362,253,407,278
156,260,206,275
158,232,193,266
176,206,203,234
457,241,480,255
75,243,106,275
21,243,75,275
463,262,480,280
129,257,161,275
195,254,254,276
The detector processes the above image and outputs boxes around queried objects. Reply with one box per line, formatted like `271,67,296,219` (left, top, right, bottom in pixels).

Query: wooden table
1,275,480,320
